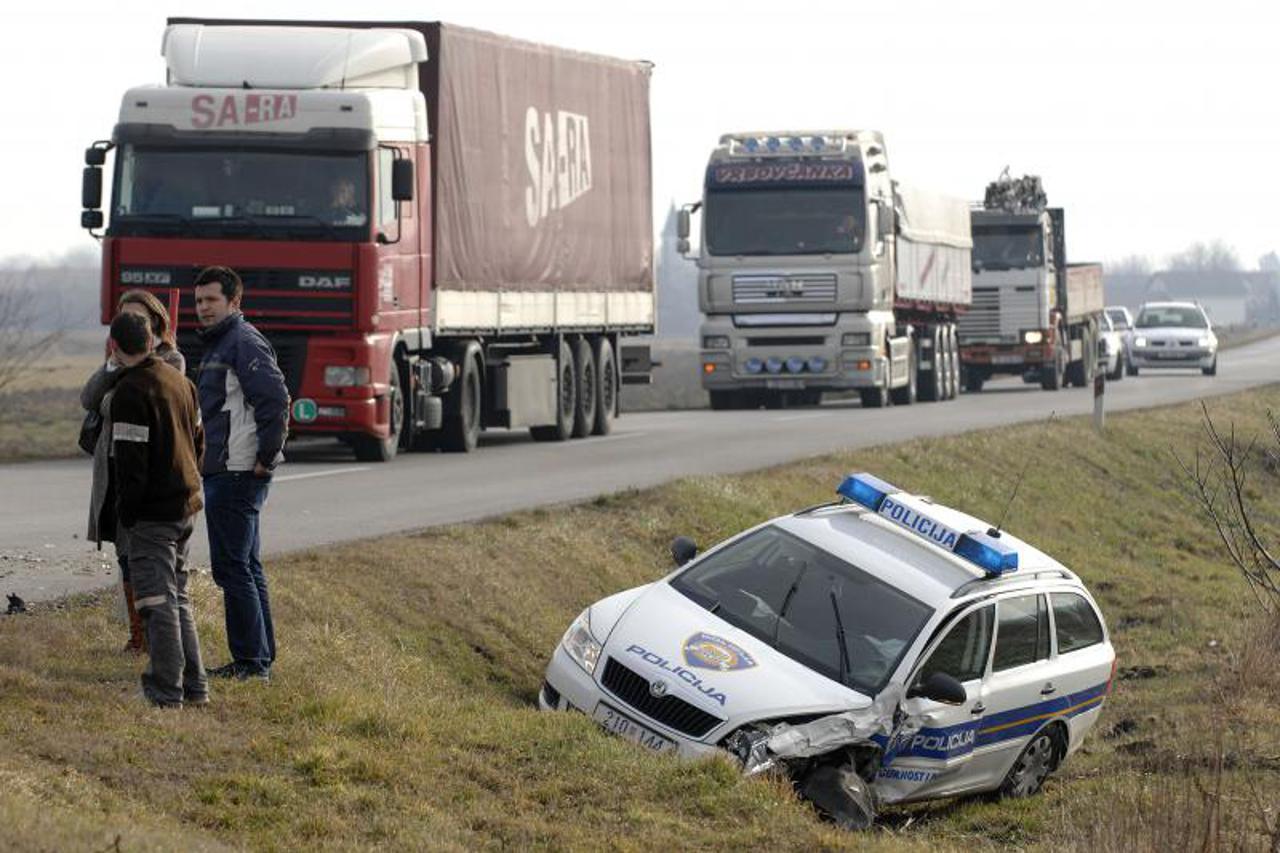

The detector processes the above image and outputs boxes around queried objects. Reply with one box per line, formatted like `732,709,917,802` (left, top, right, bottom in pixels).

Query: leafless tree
0,266,63,402
1174,402,1280,614
1166,241,1241,273
1106,254,1153,276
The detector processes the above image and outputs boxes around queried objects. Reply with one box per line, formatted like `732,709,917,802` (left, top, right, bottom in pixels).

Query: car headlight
560,609,602,675
842,332,871,347
324,365,372,387
1134,336,1147,348
702,335,731,349
1023,330,1044,344
1198,336,1212,347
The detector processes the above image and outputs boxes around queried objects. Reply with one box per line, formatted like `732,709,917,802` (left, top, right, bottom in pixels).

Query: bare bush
1174,403,1280,614
0,266,63,401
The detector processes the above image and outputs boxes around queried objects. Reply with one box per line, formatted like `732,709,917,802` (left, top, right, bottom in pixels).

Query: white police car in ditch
540,474,1115,828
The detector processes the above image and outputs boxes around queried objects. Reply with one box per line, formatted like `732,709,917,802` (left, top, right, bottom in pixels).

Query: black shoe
206,661,270,682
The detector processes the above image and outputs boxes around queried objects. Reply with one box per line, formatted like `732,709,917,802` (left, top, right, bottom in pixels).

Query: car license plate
765,378,805,390
992,354,1023,365
593,703,677,754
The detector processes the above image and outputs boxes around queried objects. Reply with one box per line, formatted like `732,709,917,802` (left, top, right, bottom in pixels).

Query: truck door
877,604,993,803
374,146,423,326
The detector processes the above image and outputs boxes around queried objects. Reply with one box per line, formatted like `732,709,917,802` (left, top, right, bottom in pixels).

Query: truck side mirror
391,159,414,202
82,167,103,212
677,208,691,240
81,210,104,230
906,671,967,706
671,536,698,567
85,146,107,167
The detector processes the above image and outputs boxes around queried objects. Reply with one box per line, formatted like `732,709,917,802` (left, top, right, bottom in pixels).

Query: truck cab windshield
110,145,370,241
972,226,1044,270
704,187,865,257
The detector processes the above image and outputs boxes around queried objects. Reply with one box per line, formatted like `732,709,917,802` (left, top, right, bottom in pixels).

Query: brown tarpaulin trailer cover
426,24,653,296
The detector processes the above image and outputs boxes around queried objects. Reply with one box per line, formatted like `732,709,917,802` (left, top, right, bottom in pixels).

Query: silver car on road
1128,301,1218,376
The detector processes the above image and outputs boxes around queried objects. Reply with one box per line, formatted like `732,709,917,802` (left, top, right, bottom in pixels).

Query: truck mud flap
620,344,656,386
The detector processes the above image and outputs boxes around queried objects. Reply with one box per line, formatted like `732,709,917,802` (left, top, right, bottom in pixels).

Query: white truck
957,174,1104,392
678,131,972,409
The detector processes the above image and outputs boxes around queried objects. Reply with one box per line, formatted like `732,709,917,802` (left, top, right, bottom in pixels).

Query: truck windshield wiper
114,213,195,233
254,213,348,239
197,215,272,238
830,589,851,688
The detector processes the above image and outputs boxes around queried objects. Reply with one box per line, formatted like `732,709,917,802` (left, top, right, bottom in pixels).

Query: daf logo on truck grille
298,274,352,290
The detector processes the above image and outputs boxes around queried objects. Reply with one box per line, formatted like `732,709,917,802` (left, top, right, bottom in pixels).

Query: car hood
600,581,872,724
1136,326,1212,342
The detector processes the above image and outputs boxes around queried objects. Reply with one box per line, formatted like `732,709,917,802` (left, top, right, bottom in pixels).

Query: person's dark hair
118,289,174,347
193,265,243,302
110,311,152,357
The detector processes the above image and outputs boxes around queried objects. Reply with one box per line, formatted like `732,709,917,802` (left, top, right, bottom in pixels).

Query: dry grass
1,386,1279,850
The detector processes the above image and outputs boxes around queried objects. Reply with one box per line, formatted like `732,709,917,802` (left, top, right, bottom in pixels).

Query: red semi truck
80,20,655,460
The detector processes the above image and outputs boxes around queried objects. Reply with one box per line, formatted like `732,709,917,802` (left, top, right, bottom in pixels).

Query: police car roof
776,501,1066,609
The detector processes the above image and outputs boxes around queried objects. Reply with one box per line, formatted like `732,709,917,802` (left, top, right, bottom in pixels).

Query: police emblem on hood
682,632,758,672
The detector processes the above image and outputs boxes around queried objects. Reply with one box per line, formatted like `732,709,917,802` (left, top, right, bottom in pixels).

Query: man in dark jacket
109,312,208,708
194,266,289,681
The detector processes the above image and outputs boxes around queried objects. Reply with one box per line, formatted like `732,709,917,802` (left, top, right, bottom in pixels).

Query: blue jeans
204,472,275,674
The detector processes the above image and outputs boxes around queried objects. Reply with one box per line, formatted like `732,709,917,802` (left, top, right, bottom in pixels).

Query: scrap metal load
983,169,1048,214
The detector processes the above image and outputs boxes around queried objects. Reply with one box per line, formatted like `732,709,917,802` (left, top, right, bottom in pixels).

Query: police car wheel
999,730,1057,799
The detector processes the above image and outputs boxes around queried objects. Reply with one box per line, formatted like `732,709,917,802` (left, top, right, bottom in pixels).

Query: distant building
1147,270,1252,327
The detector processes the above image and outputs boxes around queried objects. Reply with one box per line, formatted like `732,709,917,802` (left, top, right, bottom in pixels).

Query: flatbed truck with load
958,174,1103,392
679,130,971,409
80,19,655,461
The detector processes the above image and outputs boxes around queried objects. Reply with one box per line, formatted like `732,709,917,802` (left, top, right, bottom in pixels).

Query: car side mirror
671,536,698,567
392,159,414,202
906,671,967,705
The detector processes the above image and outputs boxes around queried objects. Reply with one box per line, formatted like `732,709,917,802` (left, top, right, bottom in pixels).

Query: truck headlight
702,335,730,349
324,365,372,387
560,609,602,675
1023,330,1044,344
842,332,871,347
1133,336,1147,348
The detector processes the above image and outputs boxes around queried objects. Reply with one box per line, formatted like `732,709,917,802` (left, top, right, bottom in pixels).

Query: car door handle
1040,683,1057,696
970,702,986,715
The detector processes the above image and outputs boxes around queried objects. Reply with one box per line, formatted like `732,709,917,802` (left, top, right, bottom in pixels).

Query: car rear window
1052,592,1105,654
671,525,933,694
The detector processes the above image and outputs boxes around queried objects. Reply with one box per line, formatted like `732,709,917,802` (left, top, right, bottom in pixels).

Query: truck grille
733,274,837,304
601,658,724,739
957,287,1002,337
178,330,310,399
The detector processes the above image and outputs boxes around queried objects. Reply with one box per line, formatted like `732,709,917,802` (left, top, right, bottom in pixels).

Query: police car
540,473,1115,827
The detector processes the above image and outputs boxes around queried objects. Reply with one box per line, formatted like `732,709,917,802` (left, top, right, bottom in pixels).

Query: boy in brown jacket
109,312,208,707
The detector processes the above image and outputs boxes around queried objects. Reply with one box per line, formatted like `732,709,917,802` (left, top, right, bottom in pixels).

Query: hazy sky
4,0,1278,267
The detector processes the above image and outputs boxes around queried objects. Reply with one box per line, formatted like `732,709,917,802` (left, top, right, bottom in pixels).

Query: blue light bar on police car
836,473,1019,576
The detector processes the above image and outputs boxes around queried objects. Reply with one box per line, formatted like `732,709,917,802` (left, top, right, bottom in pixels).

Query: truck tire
1125,355,1138,376
571,336,597,439
1040,346,1064,390
964,367,985,393
947,325,961,399
531,338,576,442
352,362,404,462
859,384,888,408
939,327,955,400
890,342,916,405
440,348,481,452
592,337,617,435
921,326,942,404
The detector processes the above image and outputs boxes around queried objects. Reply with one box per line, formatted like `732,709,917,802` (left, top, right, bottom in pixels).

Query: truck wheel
939,328,955,400
964,367,985,393
592,337,617,435
531,338,576,442
571,337,597,439
352,363,403,462
1125,356,1138,377
859,384,888,408
440,349,481,452
947,325,961,399
890,343,916,405
919,327,941,402
1040,347,1064,390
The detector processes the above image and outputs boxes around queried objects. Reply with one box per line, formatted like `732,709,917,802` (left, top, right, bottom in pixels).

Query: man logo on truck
524,107,593,227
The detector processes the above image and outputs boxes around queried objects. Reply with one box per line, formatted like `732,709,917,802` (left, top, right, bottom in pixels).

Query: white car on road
541,473,1116,827
1098,313,1126,381
1129,301,1218,376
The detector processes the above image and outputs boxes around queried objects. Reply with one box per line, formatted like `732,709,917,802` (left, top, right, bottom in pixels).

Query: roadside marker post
1093,363,1105,433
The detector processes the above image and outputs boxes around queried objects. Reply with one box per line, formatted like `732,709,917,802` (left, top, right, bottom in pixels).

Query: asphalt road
3,337,1277,603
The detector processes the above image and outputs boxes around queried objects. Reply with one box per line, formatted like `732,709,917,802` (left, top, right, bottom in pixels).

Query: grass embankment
2,389,1280,851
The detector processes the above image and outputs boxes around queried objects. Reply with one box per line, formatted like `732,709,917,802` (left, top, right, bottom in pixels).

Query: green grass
2,387,1279,850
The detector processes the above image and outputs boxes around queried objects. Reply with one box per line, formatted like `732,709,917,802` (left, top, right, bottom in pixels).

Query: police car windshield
671,525,933,694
